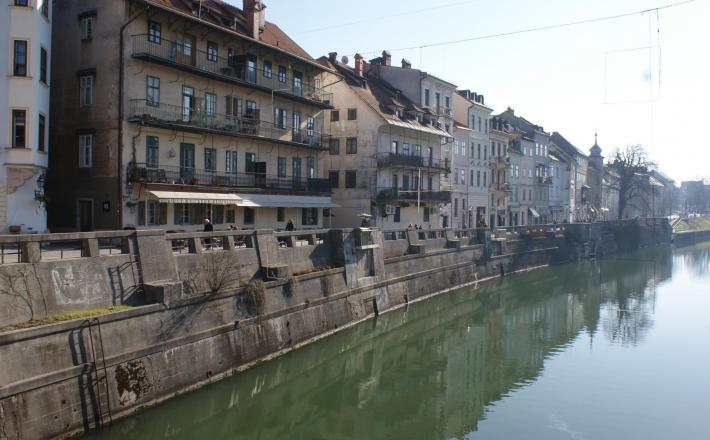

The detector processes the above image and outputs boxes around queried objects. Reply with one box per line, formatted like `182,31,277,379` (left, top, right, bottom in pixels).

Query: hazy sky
229,0,709,183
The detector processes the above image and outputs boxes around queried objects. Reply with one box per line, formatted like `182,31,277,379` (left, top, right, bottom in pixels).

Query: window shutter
159,203,168,225
225,96,232,117
138,203,146,226
174,203,183,225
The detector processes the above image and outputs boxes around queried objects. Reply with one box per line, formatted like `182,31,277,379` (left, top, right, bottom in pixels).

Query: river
89,242,710,440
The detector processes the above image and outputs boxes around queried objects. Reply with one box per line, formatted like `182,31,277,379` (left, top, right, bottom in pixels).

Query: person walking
285,218,295,231
203,218,214,249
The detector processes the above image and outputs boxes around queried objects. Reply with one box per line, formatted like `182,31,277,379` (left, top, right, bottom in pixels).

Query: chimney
328,52,338,62
354,53,364,76
401,58,411,69
244,0,266,40
382,50,391,66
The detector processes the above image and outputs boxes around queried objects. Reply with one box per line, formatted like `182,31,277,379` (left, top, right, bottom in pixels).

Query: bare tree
0,265,46,322
607,145,654,220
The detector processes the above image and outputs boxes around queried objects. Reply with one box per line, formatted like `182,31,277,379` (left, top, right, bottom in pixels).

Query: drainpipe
118,3,149,229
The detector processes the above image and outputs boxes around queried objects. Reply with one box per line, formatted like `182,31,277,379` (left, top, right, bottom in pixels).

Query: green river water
89,242,710,439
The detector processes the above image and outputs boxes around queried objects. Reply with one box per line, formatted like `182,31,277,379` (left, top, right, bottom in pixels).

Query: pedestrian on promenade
286,219,295,231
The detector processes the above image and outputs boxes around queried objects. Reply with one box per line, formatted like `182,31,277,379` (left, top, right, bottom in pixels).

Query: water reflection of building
99,248,675,440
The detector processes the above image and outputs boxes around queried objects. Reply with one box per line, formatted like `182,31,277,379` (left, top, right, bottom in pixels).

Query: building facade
49,0,334,231
1,0,51,233
550,132,589,222
319,53,451,229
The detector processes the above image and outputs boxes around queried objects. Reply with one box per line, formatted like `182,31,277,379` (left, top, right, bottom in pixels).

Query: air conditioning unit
385,205,395,215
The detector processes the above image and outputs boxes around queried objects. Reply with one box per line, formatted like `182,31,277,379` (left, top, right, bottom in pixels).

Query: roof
319,56,451,139
495,108,548,138
141,0,325,70
550,132,585,157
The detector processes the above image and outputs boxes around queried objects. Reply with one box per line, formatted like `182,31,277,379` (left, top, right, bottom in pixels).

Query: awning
148,190,241,205
529,208,541,218
385,119,451,138
235,194,339,208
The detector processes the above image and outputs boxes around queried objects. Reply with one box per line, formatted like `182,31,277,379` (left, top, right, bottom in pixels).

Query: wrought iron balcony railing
128,162,331,194
131,34,333,107
128,100,329,151
376,188,452,204
376,153,450,173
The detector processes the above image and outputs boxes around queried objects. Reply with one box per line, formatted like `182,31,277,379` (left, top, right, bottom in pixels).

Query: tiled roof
551,132,585,157
142,0,320,67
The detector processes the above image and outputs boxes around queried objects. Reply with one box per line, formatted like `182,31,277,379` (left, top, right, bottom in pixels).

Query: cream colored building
318,53,451,229
49,0,334,231
1,0,51,233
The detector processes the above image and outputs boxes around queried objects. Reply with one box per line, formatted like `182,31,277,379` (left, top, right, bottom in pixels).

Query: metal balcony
376,153,450,173
128,100,329,151
127,162,331,195
491,156,511,170
131,34,333,108
376,188,452,204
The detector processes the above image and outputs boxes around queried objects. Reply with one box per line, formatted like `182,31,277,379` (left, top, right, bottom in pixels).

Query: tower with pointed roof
587,133,604,214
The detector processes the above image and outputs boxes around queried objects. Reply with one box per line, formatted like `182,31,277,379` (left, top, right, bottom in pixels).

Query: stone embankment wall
673,229,710,247
0,219,671,439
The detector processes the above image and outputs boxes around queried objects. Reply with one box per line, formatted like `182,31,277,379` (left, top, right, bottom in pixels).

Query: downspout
118,2,149,229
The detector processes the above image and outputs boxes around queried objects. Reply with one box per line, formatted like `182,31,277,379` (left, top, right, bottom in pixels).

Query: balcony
376,153,450,173
536,176,552,185
491,156,511,170
128,100,329,151
127,162,331,195
492,183,512,196
376,188,452,204
131,34,333,108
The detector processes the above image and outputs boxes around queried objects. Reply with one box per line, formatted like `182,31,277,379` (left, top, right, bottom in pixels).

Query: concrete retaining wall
0,219,674,439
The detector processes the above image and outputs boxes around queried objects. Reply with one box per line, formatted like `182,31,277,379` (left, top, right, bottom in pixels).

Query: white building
1,0,51,233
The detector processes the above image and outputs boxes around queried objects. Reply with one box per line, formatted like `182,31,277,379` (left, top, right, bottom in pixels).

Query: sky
228,0,710,183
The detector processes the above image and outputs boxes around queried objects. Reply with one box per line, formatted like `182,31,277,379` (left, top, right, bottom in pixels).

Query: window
414,144,422,156
454,199,458,217
306,115,314,136
423,207,430,222
292,111,301,135
81,17,93,41
391,140,399,154
402,143,410,155
244,207,255,225
424,89,430,106
347,108,357,120
428,176,433,190
246,55,257,82
278,65,287,83
245,100,256,116
38,114,46,152
478,117,482,132
346,137,357,154
80,75,93,107
477,171,481,186
206,41,218,62
460,169,465,186
225,207,235,224
306,156,314,178
345,170,356,188
331,110,340,122
277,207,285,222
435,92,441,111
40,47,47,84
245,152,256,173
402,175,410,190
277,156,286,177
148,21,161,43
146,136,159,168
470,170,474,186
275,108,287,129
329,171,339,188
11,110,26,148
204,148,216,171
329,138,340,155
302,208,318,226
454,168,459,185
484,145,487,160
14,0,29,6
205,93,216,116
394,207,401,223
226,150,238,174
79,134,92,167
445,96,450,109
225,95,241,118
13,41,27,77
263,60,272,78
146,76,160,106
292,71,303,96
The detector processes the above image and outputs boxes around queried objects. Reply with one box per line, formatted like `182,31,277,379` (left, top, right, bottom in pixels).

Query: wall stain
115,361,152,406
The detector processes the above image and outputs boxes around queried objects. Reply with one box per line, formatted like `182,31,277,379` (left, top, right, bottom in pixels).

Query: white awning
529,208,541,218
385,119,451,138
235,194,340,208
148,190,241,205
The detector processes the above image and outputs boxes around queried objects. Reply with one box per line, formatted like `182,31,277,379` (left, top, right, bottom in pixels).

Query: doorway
77,199,93,232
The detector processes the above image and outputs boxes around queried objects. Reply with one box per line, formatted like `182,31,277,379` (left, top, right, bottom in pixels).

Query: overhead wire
337,0,698,58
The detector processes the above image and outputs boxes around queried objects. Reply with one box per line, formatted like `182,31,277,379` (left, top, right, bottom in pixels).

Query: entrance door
77,200,93,232
180,143,195,182
182,86,194,122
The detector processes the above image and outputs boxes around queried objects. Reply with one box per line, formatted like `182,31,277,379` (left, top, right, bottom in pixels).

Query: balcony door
182,86,194,122
180,143,195,182
175,32,196,66
292,71,303,97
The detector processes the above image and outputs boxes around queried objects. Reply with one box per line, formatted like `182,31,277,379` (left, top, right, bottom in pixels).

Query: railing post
82,238,100,257
19,241,41,263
